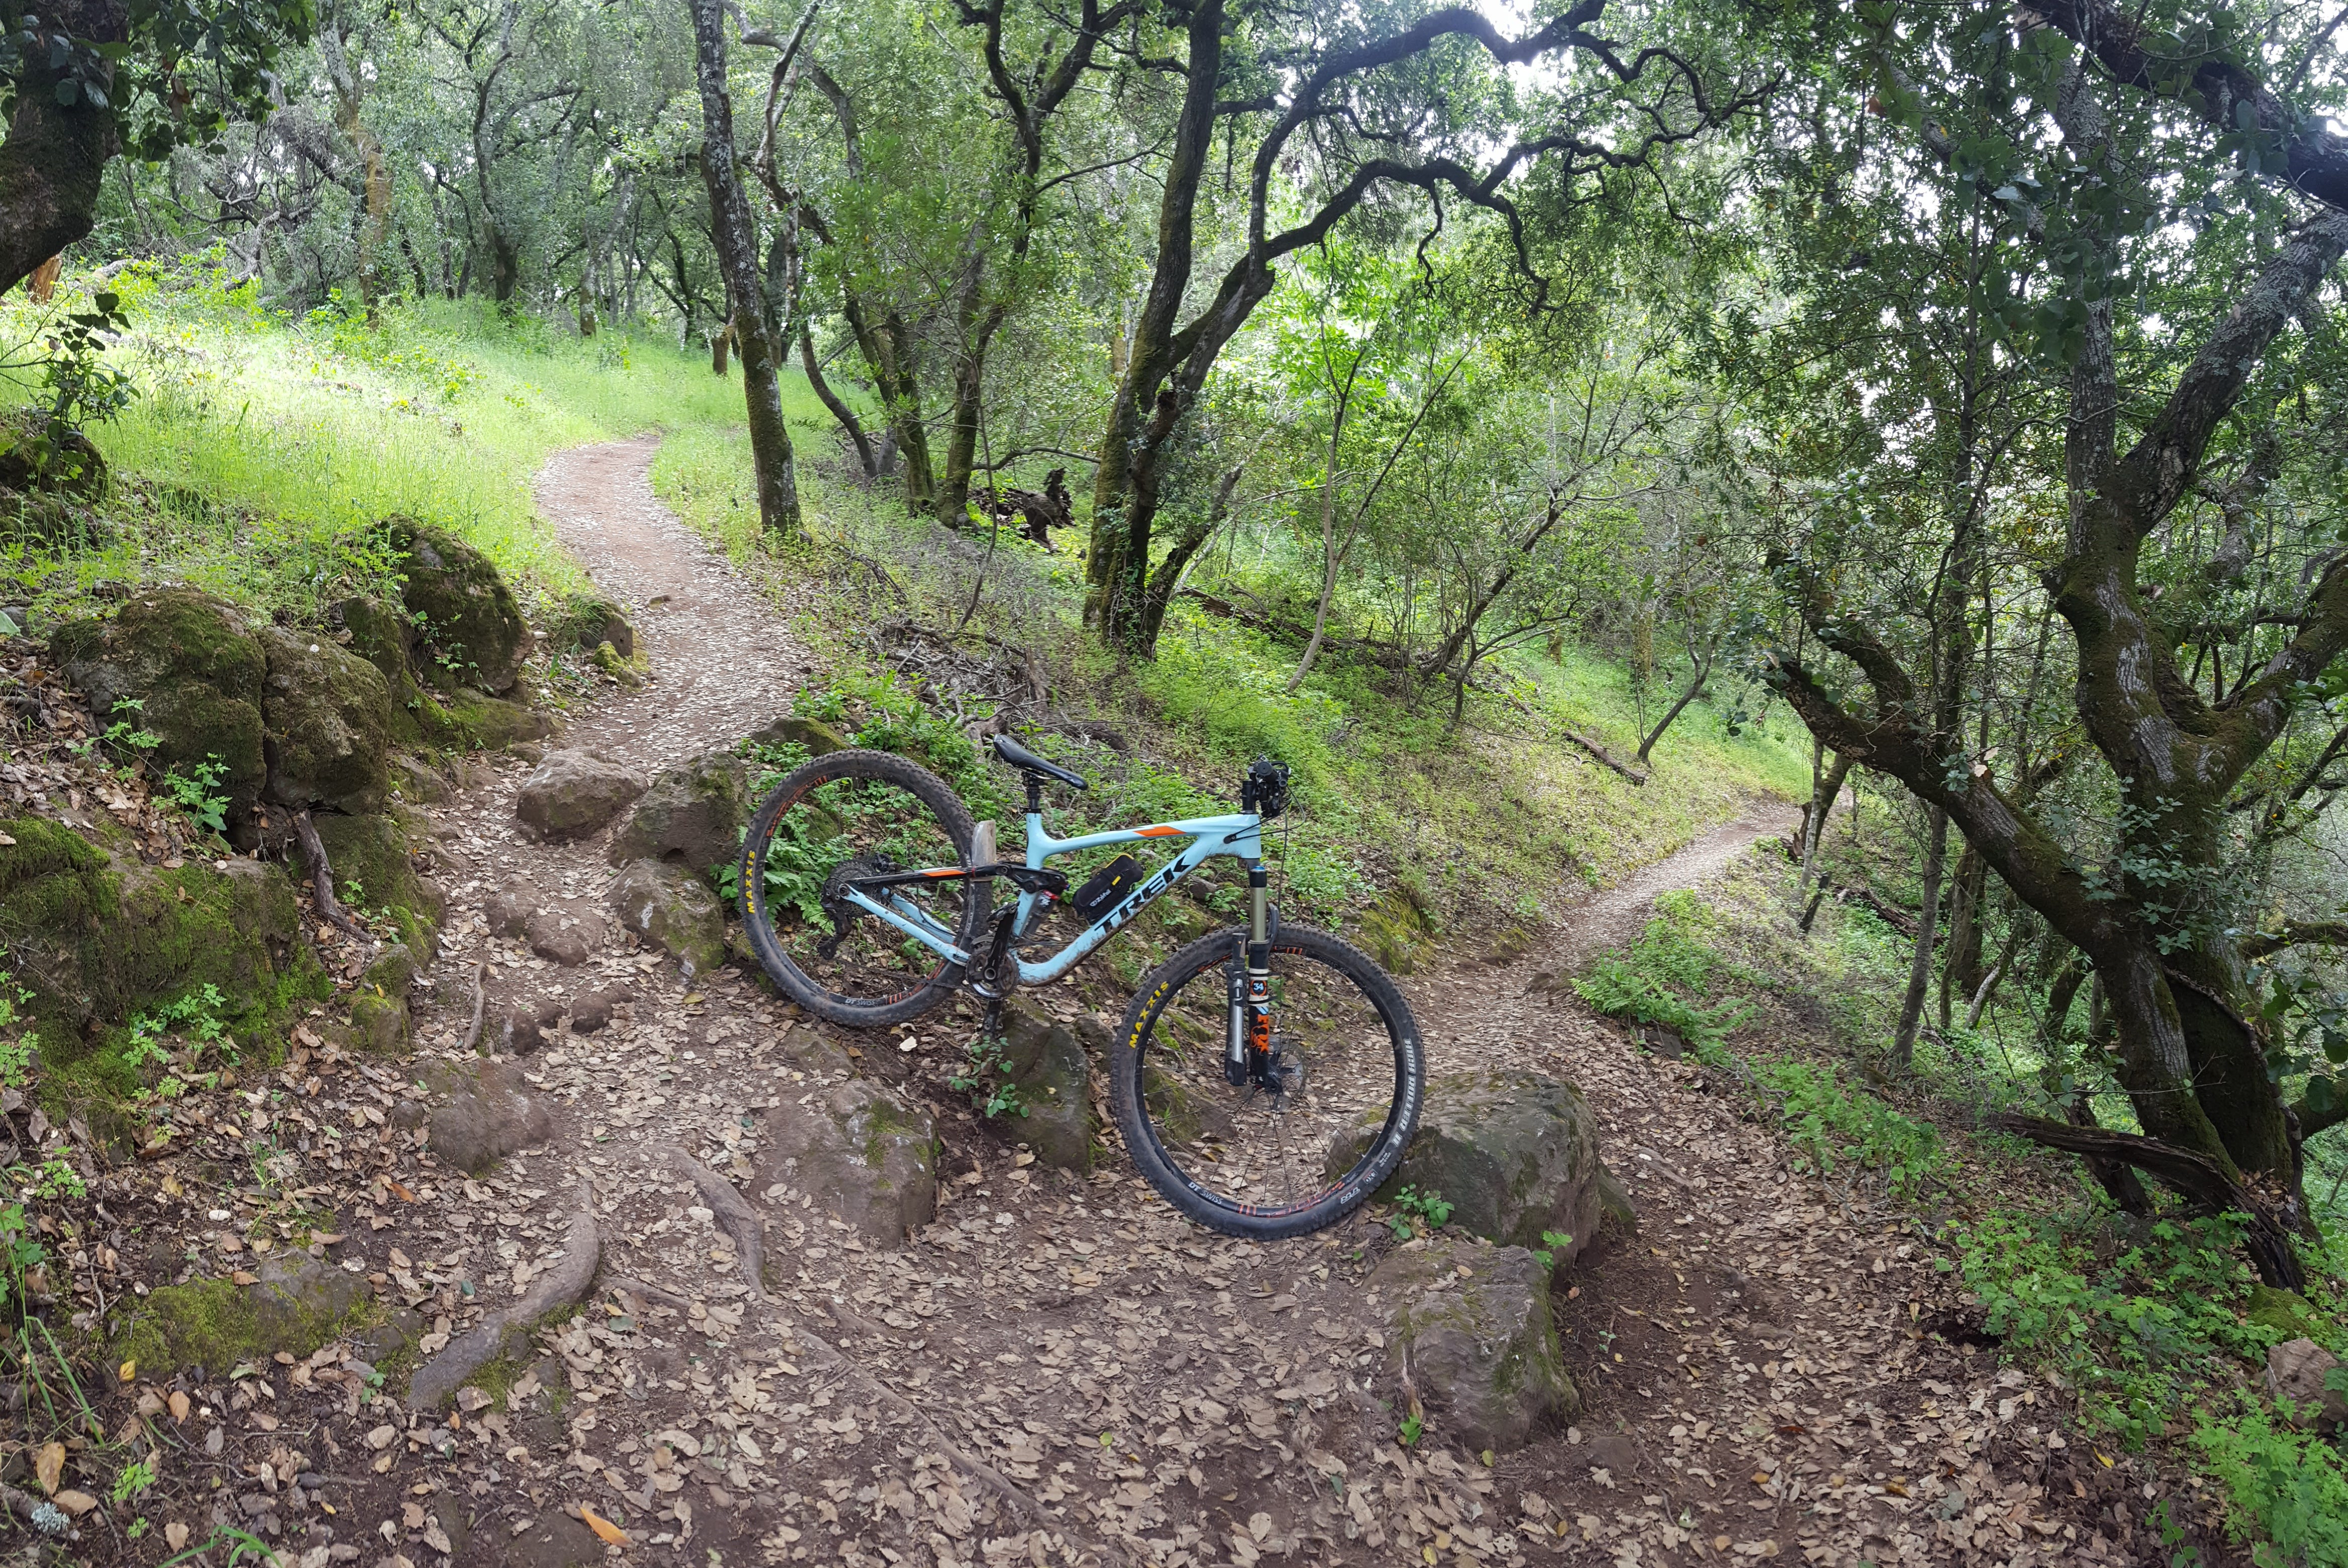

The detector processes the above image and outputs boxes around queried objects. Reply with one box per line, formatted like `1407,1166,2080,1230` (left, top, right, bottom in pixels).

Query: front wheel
1109,924,1423,1239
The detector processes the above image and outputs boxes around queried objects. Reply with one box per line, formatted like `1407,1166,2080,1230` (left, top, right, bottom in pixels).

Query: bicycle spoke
747,764,975,1015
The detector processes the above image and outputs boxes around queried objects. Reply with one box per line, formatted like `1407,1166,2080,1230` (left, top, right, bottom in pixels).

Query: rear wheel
1108,924,1423,1238
737,748,987,1028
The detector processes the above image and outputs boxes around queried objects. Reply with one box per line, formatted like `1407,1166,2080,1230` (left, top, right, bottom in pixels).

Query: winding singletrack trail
384,440,2175,1568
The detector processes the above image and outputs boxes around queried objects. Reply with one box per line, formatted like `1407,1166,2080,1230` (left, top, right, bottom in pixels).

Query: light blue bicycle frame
836,809,1264,985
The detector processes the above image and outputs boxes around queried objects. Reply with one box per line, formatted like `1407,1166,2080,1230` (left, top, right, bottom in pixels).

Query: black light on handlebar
1241,757,1291,819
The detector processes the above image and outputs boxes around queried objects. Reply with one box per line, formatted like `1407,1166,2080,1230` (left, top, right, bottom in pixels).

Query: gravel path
352,441,2184,1568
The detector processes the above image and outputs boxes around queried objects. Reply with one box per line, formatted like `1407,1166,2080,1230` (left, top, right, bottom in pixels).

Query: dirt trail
369,440,2172,1568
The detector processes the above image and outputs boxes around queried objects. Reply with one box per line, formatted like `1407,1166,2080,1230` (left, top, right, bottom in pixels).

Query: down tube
1017,831,1255,986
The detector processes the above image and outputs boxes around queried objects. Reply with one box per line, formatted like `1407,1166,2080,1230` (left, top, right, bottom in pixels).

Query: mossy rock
1359,888,1437,976
609,858,725,978
1371,1240,1575,1453
333,594,417,690
994,1002,1097,1170
1328,1067,1605,1273
311,812,440,955
0,816,325,1098
257,624,396,815
0,409,105,500
50,586,268,816
746,715,850,756
554,593,635,659
388,517,530,696
2247,1285,2328,1342
349,991,409,1053
756,1078,936,1246
417,687,555,752
607,749,750,886
111,1255,374,1378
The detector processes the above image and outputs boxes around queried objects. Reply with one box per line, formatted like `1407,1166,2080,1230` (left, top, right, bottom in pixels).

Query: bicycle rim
1119,926,1421,1236
741,750,983,1025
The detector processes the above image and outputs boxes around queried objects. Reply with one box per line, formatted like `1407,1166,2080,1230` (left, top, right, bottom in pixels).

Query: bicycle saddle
992,734,1088,789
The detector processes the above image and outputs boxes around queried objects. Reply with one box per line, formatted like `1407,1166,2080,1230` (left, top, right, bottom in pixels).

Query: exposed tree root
408,1179,601,1408
292,809,377,941
661,1144,767,1301
456,960,487,1053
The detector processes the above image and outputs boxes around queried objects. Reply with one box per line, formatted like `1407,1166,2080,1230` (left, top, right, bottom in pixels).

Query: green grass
2,254,764,622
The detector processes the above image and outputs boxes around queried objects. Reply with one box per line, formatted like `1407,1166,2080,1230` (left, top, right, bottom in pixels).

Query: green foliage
122,982,236,1096
1531,1229,1576,1270
948,1029,1026,1120
2192,1399,2348,1568
1756,1059,1944,1200
1957,1208,2264,1448
1575,902,1754,1061
160,755,232,835
1398,1410,1424,1447
1387,1185,1453,1237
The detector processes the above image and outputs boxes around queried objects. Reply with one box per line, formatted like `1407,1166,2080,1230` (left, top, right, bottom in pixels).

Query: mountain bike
736,735,1424,1238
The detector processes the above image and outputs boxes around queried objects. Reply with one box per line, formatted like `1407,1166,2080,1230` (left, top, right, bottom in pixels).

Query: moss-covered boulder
1326,1067,1605,1272
0,817,322,1095
311,812,440,956
607,749,749,884
2247,1285,2328,1342
257,624,395,815
746,714,849,756
994,1002,1095,1169
609,858,725,978
757,1077,936,1247
333,594,416,690
388,518,530,695
50,587,268,816
0,409,103,493
1368,1239,1576,1453
111,1254,372,1378
555,592,635,659
417,687,555,752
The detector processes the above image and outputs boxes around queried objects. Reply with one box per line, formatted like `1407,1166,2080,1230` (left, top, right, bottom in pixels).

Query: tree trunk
0,0,127,298
1941,844,1988,1028
1795,749,1853,924
1636,650,1712,763
712,318,732,377
802,322,878,477
1133,465,1242,651
1890,806,1948,1073
488,225,521,306
689,0,801,539
1084,0,1226,643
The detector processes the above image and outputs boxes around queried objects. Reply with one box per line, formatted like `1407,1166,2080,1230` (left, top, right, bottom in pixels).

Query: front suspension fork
1226,866,1273,1087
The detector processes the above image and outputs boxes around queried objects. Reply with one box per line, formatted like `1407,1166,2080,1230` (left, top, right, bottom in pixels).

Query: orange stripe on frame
1135,826,1181,837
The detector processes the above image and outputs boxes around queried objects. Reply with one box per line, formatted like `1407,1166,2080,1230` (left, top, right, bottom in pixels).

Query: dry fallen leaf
232,1269,258,1286
579,1504,630,1545
168,1390,191,1423
33,1441,63,1495
52,1489,96,1516
165,1522,190,1550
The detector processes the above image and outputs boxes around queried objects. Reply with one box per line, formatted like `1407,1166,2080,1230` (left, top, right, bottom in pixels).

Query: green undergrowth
1577,865,2348,1563
3,257,755,625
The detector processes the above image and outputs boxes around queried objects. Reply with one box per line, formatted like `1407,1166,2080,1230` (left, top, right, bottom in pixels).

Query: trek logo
1099,860,1181,934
